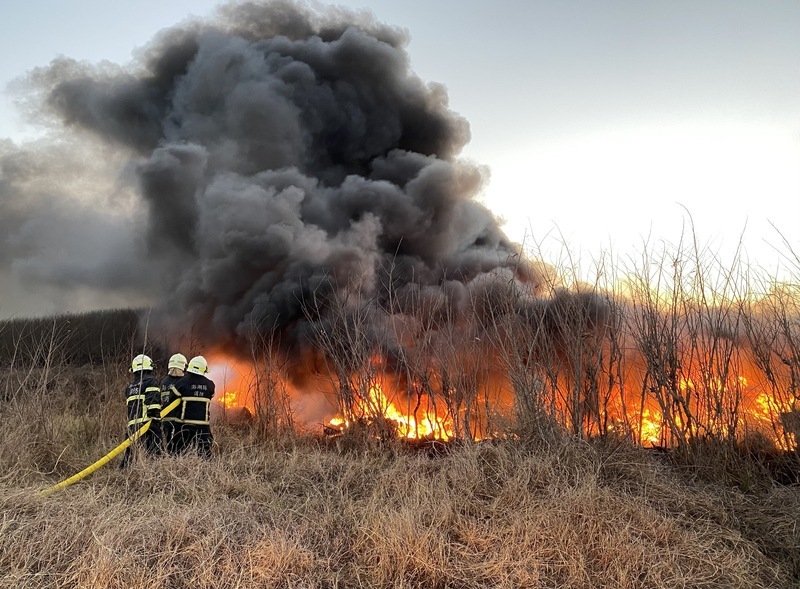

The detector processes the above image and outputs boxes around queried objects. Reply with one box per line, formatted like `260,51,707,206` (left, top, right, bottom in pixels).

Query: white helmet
187,355,209,375
130,354,154,373
168,353,187,371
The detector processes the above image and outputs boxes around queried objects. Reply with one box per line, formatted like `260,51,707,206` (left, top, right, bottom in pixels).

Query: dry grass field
1,365,799,589
2,242,800,588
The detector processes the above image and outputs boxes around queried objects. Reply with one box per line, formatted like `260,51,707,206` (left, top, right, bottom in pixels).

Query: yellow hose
38,398,182,496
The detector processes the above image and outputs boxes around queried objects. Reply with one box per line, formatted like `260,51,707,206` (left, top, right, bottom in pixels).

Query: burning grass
3,234,799,454
203,252,800,455
2,237,800,587
0,366,798,588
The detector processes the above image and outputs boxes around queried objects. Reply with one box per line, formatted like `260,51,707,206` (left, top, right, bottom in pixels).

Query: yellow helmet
187,355,209,375
168,353,187,371
130,354,153,372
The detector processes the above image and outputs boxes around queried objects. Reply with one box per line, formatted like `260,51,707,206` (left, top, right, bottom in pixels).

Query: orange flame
327,380,454,441
206,353,257,411
203,345,797,451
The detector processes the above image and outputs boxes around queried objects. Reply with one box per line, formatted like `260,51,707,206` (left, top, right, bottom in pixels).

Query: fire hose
38,398,182,496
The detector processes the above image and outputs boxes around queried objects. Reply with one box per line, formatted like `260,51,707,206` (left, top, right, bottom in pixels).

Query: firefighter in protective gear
121,354,163,468
160,353,187,455
173,355,216,458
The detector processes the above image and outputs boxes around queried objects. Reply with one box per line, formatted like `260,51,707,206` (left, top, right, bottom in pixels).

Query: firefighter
120,353,163,468
174,355,216,459
160,353,187,455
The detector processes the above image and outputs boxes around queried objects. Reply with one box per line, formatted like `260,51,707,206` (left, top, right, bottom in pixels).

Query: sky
1,0,799,318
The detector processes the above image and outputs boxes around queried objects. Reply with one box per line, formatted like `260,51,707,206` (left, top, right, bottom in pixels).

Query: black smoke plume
2,0,575,361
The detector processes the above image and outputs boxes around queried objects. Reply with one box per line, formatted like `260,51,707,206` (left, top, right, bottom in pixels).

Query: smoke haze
1,0,548,356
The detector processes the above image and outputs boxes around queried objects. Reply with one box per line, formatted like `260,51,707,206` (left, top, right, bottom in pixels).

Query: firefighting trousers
175,424,213,459
120,422,163,468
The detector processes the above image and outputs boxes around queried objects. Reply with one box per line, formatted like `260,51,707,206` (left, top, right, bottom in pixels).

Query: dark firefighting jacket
173,372,216,426
125,371,162,429
160,374,183,424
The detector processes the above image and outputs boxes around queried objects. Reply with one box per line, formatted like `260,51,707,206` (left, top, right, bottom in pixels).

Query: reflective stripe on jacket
160,375,183,422
174,373,215,426
126,372,162,428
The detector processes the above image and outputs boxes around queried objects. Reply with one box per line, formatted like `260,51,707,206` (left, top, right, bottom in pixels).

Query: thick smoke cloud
2,0,550,355
0,136,157,317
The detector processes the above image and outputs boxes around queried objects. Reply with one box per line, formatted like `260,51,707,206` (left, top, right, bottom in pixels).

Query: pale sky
2,0,799,292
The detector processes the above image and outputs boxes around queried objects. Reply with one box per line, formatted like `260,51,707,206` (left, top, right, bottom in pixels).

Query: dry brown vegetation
286,231,800,460
3,237,800,588
2,368,799,589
